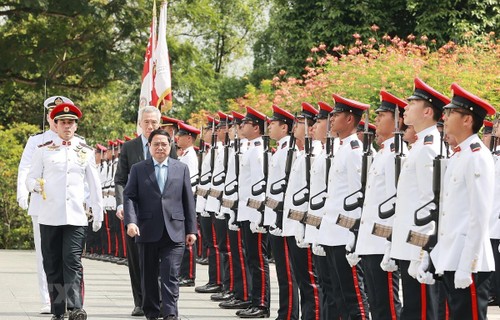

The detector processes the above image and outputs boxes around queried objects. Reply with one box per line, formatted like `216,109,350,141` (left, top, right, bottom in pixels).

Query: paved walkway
1,250,499,319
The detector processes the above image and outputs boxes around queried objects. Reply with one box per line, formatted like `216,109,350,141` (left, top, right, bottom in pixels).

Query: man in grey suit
115,106,161,316
124,129,197,320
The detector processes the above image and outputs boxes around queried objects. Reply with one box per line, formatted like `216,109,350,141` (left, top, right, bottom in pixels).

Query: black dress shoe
179,278,195,287
211,290,234,301
195,283,222,293
51,316,64,320
196,257,209,265
131,306,145,316
237,306,270,318
163,315,178,320
221,299,252,309
68,309,87,320
236,306,253,316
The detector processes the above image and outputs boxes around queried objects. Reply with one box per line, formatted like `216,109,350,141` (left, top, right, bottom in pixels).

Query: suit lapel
163,159,178,194
133,136,145,161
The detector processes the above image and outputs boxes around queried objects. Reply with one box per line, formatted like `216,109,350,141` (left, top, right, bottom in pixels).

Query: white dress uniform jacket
356,137,408,255
264,135,291,226
318,133,363,247
179,146,199,194
26,136,103,226
431,135,495,274
489,153,500,239
391,125,441,261
238,137,264,223
221,139,248,222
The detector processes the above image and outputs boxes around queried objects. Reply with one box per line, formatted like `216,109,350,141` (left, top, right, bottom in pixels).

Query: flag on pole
139,0,157,109
153,1,173,113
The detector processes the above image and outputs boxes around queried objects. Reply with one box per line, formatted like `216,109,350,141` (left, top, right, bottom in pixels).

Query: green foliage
0,123,40,249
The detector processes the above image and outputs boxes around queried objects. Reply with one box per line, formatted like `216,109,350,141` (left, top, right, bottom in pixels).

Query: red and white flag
139,0,157,109
152,1,173,113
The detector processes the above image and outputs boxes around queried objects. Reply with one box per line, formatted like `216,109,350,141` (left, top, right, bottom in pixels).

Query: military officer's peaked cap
444,83,496,120
231,111,245,125
116,138,124,145
206,115,220,128
317,101,333,119
270,105,294,126
357,120,376,133
377,91,407,114
242,106,266,125
332,94,370,116
50,103,82,120
178,122,201,137
300,102,319,121
108,140,117,147
161,116,183,126
408,78,450,111
96,144,107,152
483,120,493,134
44,96,73,109
217,111,232,128
124,135,132,141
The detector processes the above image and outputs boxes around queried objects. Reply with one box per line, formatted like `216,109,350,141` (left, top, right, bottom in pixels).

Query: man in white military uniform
431,83,496,319
389,78,450,319
16,95,74,314
317,93,370,319
355,91,408,319
177,121,200,286
26,103,103,320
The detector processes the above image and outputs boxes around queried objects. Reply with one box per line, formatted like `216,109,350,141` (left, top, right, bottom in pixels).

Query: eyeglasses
151,142,169,148
443,108,470,117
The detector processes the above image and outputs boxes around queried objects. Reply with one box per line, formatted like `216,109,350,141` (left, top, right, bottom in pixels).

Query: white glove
416,251,435,285
498,242,500,253
454,270,473,289
269,225,282,236
92,220,102,232
346,252,361,267
250,222,266,233
215,211,225,220
408,260,420,279
380,242,398,272
200,210,210,217
32,178,45,193
312,243,326,256
18,197,29,210
294,226,309,248
346,232,356,253
228,211,240,231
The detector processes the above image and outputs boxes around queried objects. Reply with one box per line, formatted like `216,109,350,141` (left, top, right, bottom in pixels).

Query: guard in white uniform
488,120,500,306
26,103,103,320
317,94,370,319
219,111,252,310
177,122,200,286
355,91,408,319
389,78,450,320
16,95,74,314
431,83,496,319
236,106,270,318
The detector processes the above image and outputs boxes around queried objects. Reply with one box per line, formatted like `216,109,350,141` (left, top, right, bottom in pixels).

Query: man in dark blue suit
124,129,197,320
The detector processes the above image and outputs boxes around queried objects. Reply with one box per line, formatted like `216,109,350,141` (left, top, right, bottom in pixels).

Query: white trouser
32,216,50,305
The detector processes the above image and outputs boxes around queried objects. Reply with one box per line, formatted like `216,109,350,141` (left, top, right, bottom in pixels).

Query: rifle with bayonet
490,113,499,153
374,106,404,239
338,110,373,251
221,123,240,217
199,120,217,186
292,118,312,207
194,127,204,187
406,130,446,279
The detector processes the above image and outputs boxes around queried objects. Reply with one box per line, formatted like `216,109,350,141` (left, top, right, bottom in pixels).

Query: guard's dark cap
408,78,450,111
301,102,319,121
332,94,369,116
357,120,376,133
178,122,201,137
377,90,407,114
483,120,493,134
317,101,333,119
242,106,266,125
444,83,495,120
270,104,294,126
50,103,82,120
